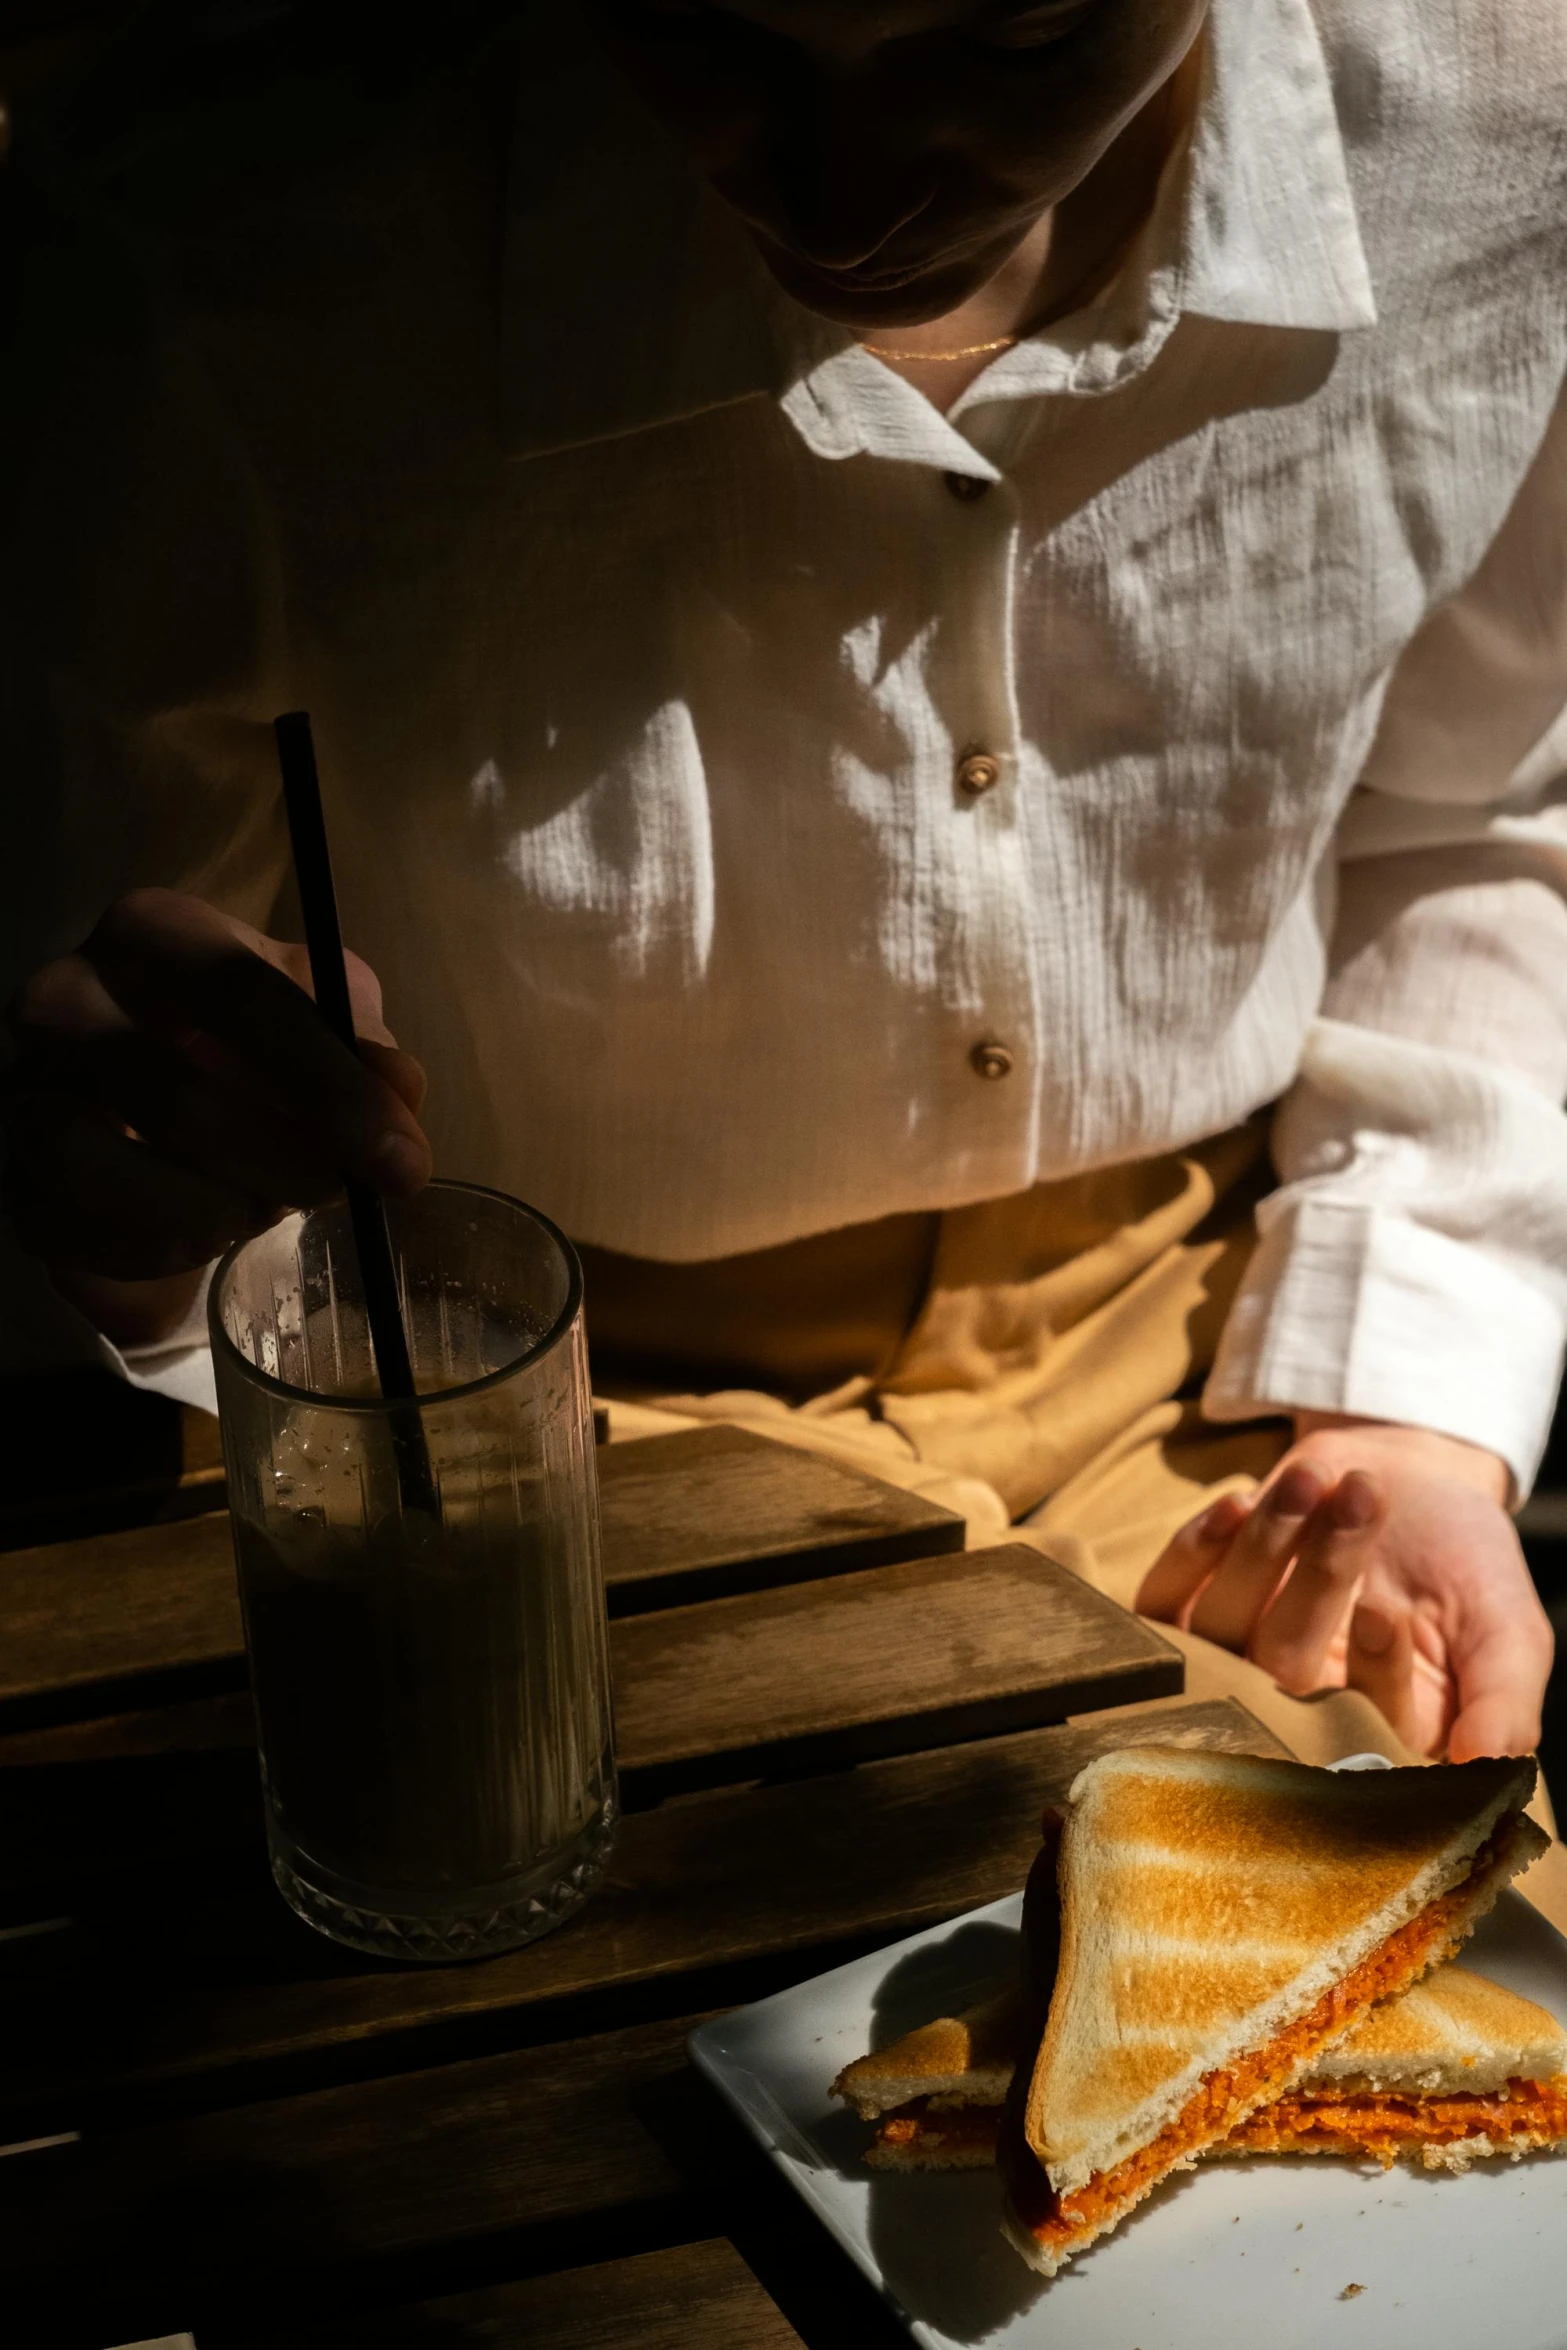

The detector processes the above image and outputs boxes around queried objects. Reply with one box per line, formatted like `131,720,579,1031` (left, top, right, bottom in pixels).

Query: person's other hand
3,889,430,1332
1136,1414,1552,1762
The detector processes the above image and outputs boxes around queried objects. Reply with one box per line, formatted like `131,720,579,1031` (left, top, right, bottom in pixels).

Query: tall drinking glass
209,1180,615,1961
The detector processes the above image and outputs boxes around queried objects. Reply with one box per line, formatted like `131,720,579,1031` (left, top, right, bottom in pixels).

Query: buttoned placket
926,449,1038,1158
771,344,1040,1168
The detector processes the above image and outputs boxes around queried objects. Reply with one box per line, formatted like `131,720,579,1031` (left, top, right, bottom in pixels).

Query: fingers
1344,1602,1426,1752
8,895,431,1209
9,1017,356,1208
76,892,429,1193
358,1040,428,1116
1135,1489,1251,1622
1449,1690,1540,1765
267,938,396,1048
1246,1470,1383,1691
1187,1462,1327,1650
4,893,433,1286
1446,1597,1553,1762
177,977,426,1119
3,1093,275,1279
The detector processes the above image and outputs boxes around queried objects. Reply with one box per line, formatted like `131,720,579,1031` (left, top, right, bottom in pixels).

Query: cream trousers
585,1120,1566,1927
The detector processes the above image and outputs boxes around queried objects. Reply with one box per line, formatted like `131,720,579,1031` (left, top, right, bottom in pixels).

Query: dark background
1524,1411,1567,1790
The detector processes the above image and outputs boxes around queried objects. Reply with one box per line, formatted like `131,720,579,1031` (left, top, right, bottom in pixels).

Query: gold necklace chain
858,330,1019,363
861,55,1192,372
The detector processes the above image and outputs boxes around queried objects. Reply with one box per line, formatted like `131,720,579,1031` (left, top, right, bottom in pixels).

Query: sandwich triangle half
1012,1746,1541,2271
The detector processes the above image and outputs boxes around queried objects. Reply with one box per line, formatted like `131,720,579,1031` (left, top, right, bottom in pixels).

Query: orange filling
876,2104,1003,2156
1019,1859,1491,2249
1228,2081,1567,2161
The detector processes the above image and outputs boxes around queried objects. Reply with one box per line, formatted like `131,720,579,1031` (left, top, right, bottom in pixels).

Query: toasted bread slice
833,1985,1023,2122
1306,1960,1567,2098
1007,1748,1541,2274
1223,1963,1567,2171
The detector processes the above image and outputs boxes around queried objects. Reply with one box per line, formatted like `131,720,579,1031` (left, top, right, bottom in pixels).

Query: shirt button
970,1040,1014,1081
943,471,991,503
956,750,1002,797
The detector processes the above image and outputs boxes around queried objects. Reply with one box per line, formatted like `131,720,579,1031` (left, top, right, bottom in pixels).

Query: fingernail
1268,1464,1322,1519
1353,1604,1396,1656
1332,1472,1380,1531
369,1133,427,1196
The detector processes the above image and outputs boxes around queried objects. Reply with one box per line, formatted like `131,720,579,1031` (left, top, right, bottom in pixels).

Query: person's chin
751,231,1019,330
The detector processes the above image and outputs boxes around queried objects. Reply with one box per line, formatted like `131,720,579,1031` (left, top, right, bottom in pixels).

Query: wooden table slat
288,2239,807,2349
0,1428,964,1729
0,1377,224,1553
611,1542,1182,1785
0,2009,701,2328
0,1529,1177,1792
597,1424,964,1608
0,1700,1282,2116
0,1511,245,1723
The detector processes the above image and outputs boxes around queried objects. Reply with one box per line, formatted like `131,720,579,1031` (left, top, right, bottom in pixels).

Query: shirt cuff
116,1267,219,1416
0,1221,219,1414
1204,1193,1566,1501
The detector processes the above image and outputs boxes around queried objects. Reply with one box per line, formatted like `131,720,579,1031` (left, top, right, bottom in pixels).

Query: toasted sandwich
837,1963,1567,2178
1004,1747,1543,2275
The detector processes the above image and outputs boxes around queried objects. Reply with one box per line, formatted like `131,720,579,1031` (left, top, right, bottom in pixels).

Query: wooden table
0,1378,1289,2350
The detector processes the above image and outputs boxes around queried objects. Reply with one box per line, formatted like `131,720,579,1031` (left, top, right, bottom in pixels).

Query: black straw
274,710,439,1517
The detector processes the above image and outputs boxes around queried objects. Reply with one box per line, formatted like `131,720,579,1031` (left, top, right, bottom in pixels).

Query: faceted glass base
268,1791,619,1962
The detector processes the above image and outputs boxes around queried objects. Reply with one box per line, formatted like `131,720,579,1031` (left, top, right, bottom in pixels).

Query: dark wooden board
0,2002,927,2346
283,2239,806,2350
597,1424,963,1609
0,1372,224,1551
0,1429,963,1727
0,1689,258,1769
0,1701,1278,2118
0,2009,704,2335
612,1544,1182,1788
0,1510,246,1726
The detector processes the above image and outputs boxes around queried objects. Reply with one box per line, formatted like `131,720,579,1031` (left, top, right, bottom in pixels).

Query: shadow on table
849,1919,1044,2345
234,2302,478,2346
0,1743,420,2135
637,2062,912,2350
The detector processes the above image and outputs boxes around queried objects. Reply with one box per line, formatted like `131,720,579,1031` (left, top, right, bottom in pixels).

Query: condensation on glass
209,1182,615,1962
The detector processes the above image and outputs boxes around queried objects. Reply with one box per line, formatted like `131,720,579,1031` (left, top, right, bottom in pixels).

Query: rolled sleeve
1206,1020,1567,1498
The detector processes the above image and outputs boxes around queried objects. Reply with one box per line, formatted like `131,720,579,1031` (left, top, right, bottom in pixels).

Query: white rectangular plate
690,1887,1567,2350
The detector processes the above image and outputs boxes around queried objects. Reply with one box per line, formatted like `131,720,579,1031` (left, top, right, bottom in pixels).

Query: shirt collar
503,0,1376,468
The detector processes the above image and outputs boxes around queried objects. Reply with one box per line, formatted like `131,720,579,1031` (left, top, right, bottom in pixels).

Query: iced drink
211,1183,615,1960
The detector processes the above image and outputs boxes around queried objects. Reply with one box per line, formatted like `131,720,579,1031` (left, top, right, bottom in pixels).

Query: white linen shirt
5,0,1567,1488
